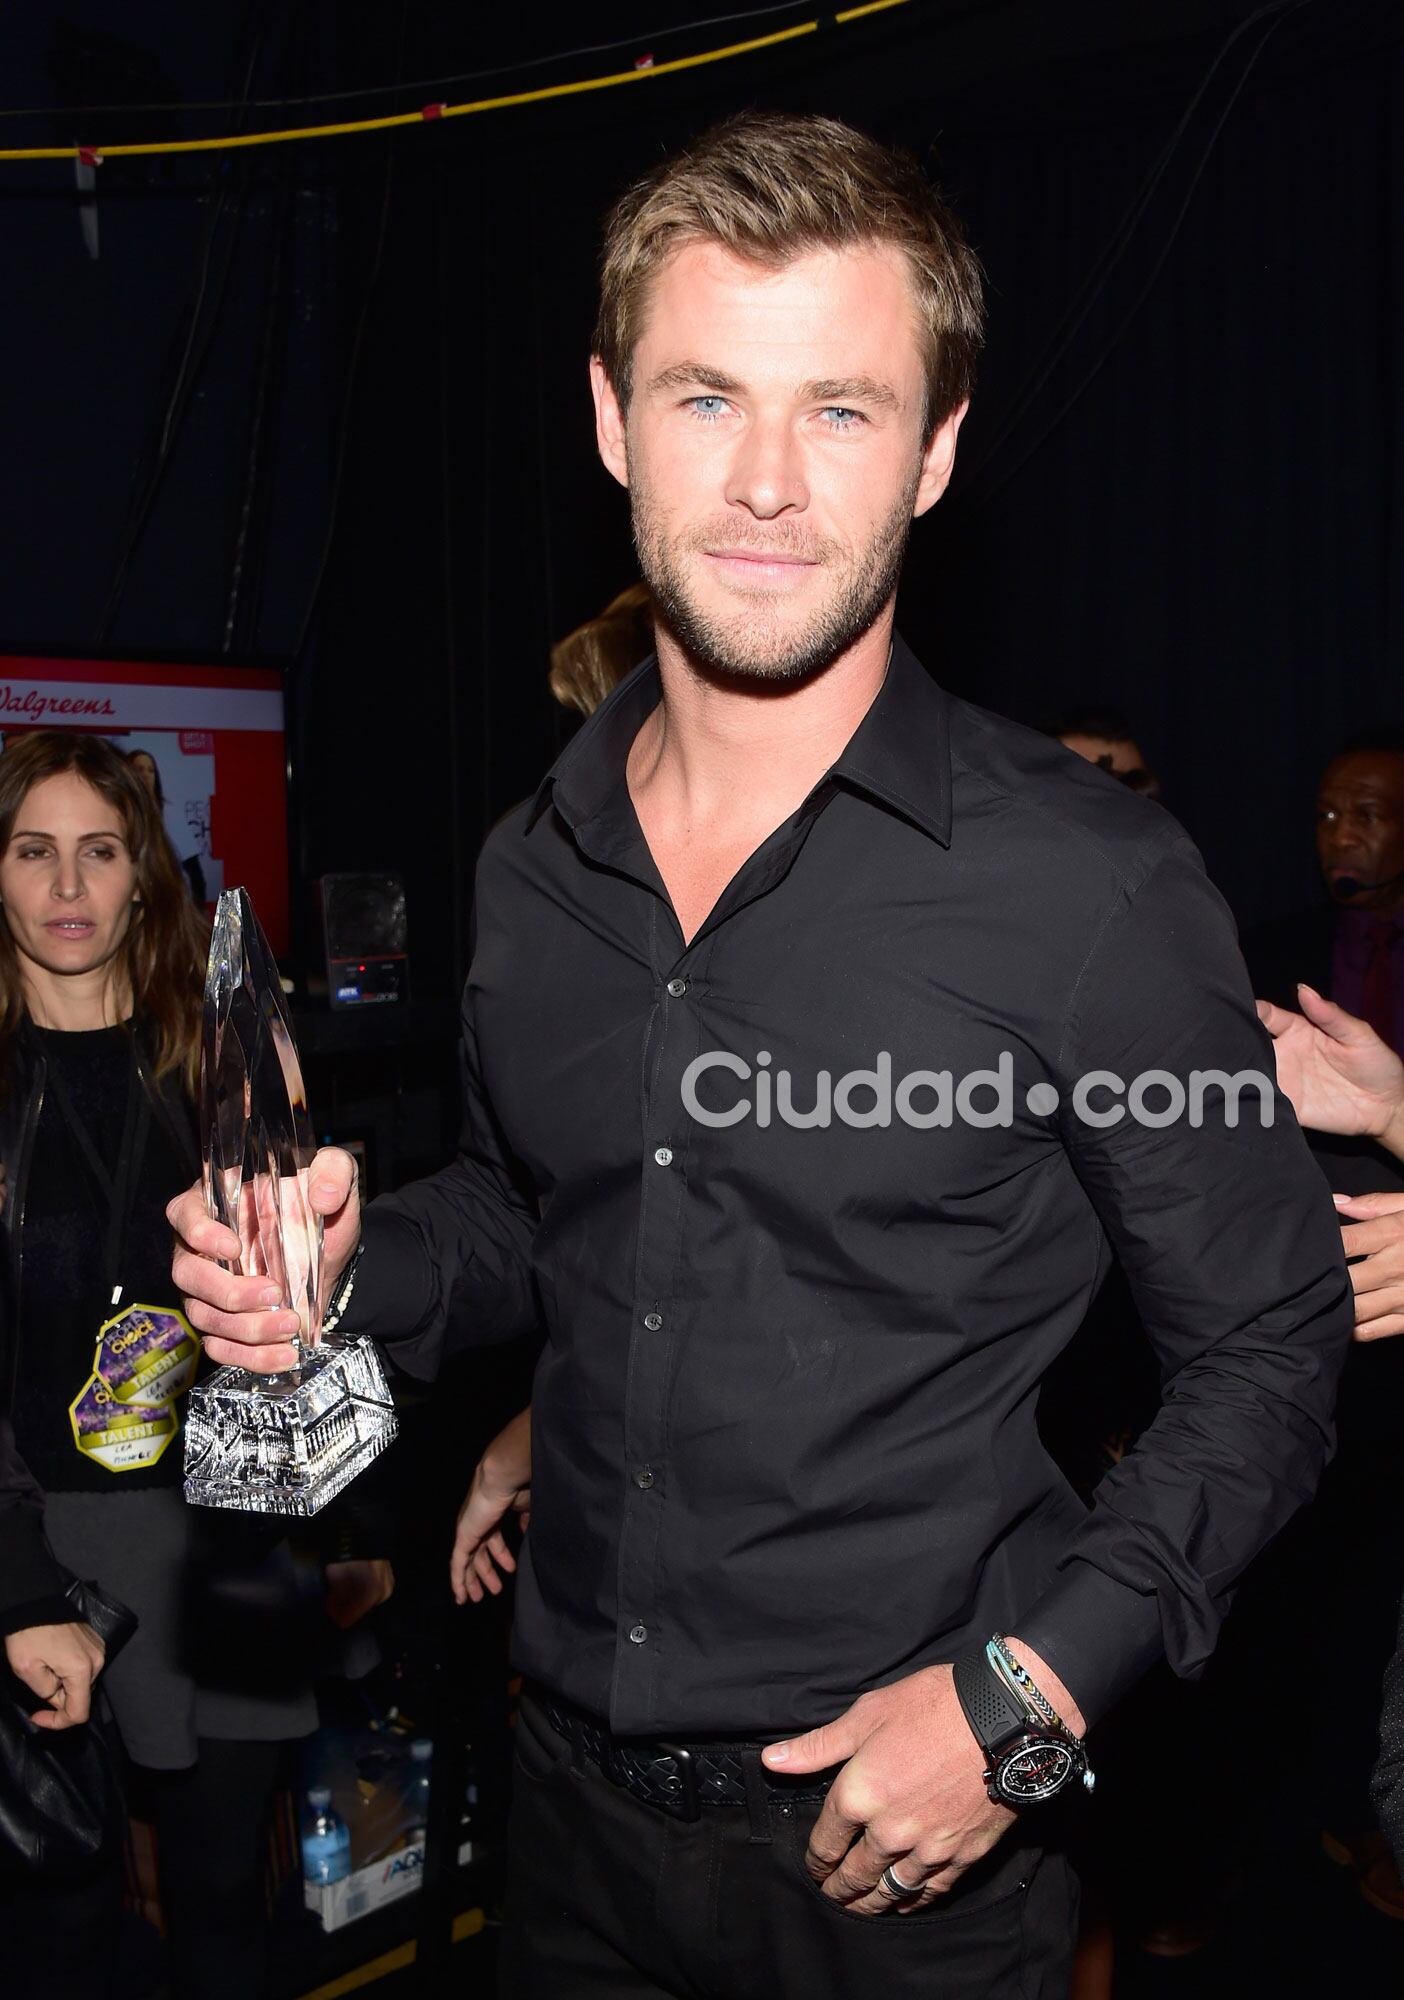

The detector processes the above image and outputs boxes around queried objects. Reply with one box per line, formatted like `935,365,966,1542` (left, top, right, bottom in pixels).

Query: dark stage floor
1106,1812,1404,2000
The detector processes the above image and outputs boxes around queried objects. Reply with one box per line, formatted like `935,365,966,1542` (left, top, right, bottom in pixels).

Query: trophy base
183,1337,398,1517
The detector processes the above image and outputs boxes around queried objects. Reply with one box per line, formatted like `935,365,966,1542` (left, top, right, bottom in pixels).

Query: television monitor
0,655,289,953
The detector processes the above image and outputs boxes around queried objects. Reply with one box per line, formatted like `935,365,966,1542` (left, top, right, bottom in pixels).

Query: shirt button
653,1146,673,1167
634,1465,655,1489
643,1311,663,1331
629,1623,648,1645
667,977,688,997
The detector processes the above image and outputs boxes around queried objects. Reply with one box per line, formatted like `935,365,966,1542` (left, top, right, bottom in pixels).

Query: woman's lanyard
45,1038,153,1313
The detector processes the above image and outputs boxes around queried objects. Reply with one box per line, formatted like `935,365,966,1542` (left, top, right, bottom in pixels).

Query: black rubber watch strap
954,1647,1028,1754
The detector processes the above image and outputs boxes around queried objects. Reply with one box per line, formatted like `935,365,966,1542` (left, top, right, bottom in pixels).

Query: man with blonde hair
174,113,1349,1996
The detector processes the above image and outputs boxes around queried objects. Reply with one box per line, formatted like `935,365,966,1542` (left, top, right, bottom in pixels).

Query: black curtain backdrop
4,0,1403,998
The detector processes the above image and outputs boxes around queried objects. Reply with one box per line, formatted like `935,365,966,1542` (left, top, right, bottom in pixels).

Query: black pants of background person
1305,1342,1404,1837
7,1735,282,2000
147,1738,283,2000
501,1695,1079,2000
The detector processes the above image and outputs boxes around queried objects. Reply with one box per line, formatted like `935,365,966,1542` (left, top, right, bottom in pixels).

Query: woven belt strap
539,1697,831,1822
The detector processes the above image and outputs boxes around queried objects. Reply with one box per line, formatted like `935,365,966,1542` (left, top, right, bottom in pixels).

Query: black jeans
501,1696,1079,2000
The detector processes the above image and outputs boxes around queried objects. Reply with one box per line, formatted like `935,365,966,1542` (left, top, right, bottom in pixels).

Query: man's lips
706,545,817,560
703,548,821,582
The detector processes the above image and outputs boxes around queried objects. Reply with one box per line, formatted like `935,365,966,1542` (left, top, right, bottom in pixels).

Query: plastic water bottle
404,1738,433,1844
302,1786,352,1886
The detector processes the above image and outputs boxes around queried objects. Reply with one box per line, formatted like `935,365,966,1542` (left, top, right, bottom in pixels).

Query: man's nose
724,415,808,520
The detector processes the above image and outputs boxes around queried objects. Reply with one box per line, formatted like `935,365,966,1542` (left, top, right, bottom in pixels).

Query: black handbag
0,1575,136,1876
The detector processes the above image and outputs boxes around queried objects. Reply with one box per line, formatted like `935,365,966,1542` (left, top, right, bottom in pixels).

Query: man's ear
591,357,629,490
912,399,969,519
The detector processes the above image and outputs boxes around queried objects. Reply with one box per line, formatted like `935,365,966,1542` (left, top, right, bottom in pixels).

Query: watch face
994,1736,1078,1804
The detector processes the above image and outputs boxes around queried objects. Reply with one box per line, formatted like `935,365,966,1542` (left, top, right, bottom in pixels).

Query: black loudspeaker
318,872,409,1008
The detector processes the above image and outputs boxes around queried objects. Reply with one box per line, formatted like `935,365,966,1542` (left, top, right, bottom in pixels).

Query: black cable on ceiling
0,2,826,121
95,19,266,646
291,6,407,667
955,0,1315,512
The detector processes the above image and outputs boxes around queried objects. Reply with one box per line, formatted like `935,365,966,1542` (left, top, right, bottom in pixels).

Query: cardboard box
304,1839,425,1931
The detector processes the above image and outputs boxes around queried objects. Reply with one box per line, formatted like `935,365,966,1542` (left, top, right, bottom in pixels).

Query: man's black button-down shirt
349,638,1350,1734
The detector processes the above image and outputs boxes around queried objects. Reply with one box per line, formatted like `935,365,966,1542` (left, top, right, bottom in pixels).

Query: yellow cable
0,11,884,163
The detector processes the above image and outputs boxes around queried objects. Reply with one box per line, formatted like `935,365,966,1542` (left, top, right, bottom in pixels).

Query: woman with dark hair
0,733,374,1998
126,743,207,904
126,746,165,808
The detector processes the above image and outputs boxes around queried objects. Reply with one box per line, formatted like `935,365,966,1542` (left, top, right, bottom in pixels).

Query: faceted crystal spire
203,889,322,1354
184,889,397,1516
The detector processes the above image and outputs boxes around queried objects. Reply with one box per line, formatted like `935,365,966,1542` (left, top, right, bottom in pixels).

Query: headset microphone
1332,867,1404,901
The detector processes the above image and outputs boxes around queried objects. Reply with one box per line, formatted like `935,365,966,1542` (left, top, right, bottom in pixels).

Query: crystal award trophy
183,889,398,1515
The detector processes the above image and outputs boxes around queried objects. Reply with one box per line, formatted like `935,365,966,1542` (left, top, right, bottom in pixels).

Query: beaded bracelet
320,1240,363,1338
987,1633,1070,1735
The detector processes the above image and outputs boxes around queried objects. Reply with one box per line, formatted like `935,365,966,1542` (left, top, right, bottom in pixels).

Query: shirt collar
526,655,660,833
526,631,952,848
829,634,952,846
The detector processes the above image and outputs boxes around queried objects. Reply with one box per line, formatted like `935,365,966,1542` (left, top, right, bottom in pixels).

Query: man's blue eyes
686,398,863,428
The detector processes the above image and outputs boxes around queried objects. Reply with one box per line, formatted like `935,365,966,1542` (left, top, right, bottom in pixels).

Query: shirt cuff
334,1205,436,1345
1014,1561,1164,1728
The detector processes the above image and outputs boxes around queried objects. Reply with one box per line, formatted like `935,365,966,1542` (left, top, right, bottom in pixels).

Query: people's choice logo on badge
68,1303,201,1472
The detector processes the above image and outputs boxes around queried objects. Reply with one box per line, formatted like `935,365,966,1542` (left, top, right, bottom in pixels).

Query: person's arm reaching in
1257,982,1404,1159
449,1405,532,1604
1330,1192,1404,1342
1258,983,1404,1340
1254,984,1404,1859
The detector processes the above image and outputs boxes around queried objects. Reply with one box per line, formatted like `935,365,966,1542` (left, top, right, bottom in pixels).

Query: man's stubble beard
631,463,922,687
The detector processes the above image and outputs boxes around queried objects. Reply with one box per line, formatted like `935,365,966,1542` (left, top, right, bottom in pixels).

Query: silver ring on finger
878,1863,923,1899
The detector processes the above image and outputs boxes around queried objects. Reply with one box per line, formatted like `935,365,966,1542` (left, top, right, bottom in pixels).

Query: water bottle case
300,1748,435,1932
301,1787,351,1887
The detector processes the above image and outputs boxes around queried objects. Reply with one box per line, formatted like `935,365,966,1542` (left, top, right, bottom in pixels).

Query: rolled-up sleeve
1017,839,1352,1723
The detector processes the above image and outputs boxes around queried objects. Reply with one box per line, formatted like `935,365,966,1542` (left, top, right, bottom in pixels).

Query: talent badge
69,1302,201,1473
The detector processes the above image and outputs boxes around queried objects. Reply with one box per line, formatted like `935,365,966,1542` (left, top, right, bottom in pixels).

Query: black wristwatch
953,1647,1093,1808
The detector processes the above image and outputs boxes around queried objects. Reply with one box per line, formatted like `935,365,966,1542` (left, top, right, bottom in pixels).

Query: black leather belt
533,1690,833,1824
